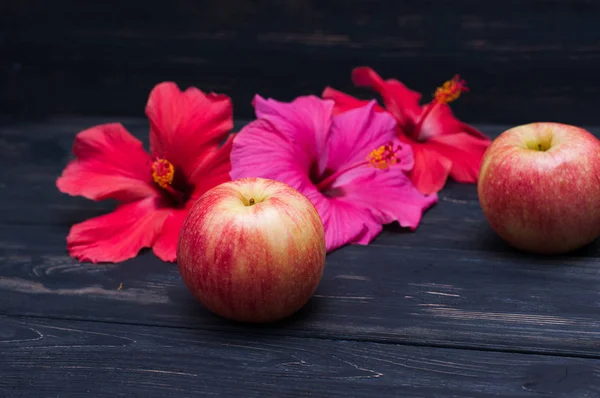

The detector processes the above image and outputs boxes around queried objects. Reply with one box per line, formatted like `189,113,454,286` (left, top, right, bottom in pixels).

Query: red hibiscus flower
323,67,491,194
56,82,235,263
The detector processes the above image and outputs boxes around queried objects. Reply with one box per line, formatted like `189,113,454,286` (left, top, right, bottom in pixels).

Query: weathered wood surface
4,316,600,398
3,1,600,124
2,117,600,396
2,238,600,358
4,315,600,398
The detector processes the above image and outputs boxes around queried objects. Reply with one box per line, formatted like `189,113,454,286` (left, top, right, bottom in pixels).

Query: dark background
2,0,599,124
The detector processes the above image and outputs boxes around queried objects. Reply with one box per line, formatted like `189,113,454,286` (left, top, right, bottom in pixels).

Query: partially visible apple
477,122,600,254
177,177,326,323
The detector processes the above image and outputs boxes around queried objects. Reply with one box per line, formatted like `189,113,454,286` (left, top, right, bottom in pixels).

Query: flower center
151,158,188,205
367,142,402,170
315,142,403,192
412,75,469,141
152,158,175,188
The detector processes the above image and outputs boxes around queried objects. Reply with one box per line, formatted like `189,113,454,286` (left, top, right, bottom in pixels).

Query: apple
477,122,600,254
177,177,326,323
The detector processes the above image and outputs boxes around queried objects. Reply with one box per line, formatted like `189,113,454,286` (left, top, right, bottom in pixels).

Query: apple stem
538,144,542,151
249,198,255,205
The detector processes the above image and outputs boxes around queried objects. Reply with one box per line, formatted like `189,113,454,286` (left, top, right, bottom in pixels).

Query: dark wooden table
1,118,600,397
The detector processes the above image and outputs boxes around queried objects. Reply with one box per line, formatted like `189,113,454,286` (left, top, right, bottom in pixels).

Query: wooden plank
1,237,599,358
2,315,600,397
3,1,600,124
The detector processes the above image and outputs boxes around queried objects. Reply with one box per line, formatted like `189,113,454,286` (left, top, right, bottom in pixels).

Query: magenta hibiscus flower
230,95,438,252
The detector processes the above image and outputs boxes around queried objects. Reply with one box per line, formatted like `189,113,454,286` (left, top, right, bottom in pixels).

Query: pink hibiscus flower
323,67,491,195
229,95,437,252
56,82,235,263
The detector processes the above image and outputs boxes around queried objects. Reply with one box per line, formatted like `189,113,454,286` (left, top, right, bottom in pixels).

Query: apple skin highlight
177,177,326,323
478,122,600,254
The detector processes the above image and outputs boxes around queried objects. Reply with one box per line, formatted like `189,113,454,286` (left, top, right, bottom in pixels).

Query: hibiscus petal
56,123,158,202
188,133,235,199
426,133,491,183
419,102,489,141
407,141,453,195
230,119,308,185
152,209,188,262
325,101,400,173
145,82,233,177
351,67,423,127
318,195,379,252
338,168,438,231
252,95,333,173
321,87,385,115
66,196,169,263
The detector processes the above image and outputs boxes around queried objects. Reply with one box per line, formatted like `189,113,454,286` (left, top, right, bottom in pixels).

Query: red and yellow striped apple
177,177,326,323
478,122,600,254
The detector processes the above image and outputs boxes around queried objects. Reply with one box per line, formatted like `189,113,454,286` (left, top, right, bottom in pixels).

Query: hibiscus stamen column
152,158,185,203
367,141,404,169
152,158,174,187
412,75,469,138
315,142,403,191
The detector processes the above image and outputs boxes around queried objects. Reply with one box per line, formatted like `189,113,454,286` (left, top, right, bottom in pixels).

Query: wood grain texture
3,118,600,396
3,315,600,398
1,234,600,358
3,1,600,124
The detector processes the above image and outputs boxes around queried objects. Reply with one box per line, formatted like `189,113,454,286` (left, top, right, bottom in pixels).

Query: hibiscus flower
323,67,491,195
229,95,437,253
56,82,235,263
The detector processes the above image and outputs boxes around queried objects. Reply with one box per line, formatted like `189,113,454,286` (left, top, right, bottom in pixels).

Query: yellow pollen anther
152,158,175,189
434,75,469,105
367,142,402,170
